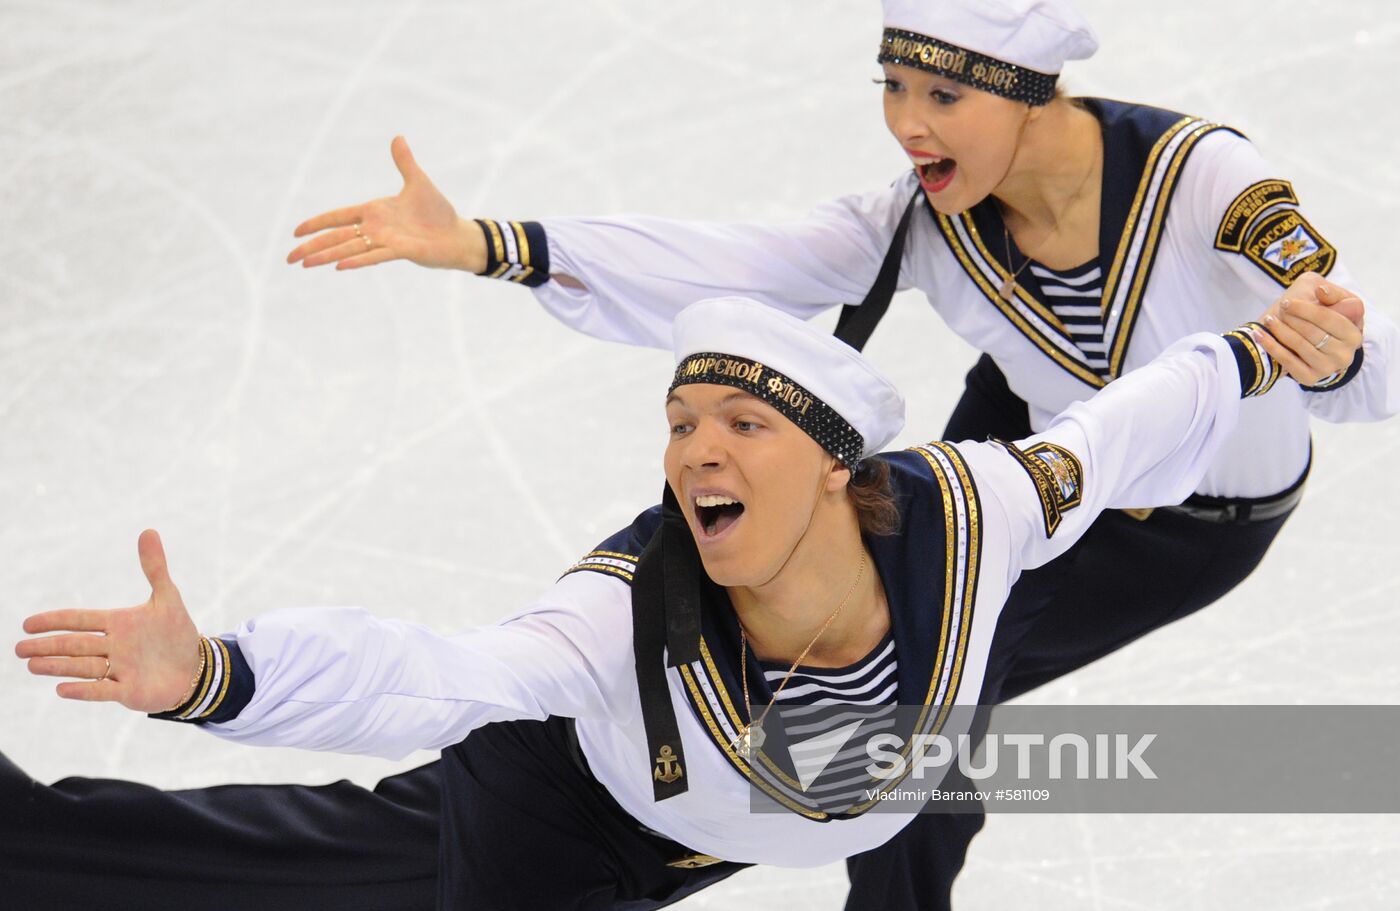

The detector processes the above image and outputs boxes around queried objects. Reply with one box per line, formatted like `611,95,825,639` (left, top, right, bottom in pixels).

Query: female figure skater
12,293,1355,910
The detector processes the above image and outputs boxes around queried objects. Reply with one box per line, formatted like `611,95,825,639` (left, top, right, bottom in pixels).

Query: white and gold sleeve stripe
473,219,551,287
149,636,256,726
1223,323,1283,397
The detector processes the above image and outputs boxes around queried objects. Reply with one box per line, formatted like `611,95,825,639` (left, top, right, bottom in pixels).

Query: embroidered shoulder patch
1215,179,1298,251
1000,440,1083,538
1241,209,1336,286
1214,178,1336,286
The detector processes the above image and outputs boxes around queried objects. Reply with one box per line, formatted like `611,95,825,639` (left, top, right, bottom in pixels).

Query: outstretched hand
1253,272,1365,385
286,135,488,273
15,530,202,713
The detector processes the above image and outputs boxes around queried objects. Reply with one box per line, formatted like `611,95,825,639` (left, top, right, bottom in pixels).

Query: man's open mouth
694,494,746,538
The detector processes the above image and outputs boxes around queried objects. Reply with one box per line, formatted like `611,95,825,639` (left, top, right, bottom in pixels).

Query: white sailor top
184,328,1277,867
499,99,1398,499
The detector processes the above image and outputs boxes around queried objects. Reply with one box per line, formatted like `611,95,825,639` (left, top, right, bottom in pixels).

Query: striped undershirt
760,632,898,813
1029,258,1109,380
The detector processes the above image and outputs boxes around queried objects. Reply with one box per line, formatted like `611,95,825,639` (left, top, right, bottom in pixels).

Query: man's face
663,385,835,587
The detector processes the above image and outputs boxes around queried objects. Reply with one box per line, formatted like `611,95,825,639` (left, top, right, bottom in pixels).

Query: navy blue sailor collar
934,98,1238,386
661,447,985,820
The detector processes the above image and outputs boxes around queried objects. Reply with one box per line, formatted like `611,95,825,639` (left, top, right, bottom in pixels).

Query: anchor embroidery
653,744,684,784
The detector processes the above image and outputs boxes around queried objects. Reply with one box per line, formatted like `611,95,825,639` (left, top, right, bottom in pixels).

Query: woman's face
663,384,846,587
880,62,1032,214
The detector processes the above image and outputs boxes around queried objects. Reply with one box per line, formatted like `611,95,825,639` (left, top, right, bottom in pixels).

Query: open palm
286,135,486,273
16,530,202,713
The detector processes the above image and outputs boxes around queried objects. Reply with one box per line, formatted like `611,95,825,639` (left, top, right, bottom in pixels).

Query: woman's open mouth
694,494,745,541
916,157,957,193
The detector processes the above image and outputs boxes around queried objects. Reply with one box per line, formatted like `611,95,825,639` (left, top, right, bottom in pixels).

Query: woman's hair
847,458,901,536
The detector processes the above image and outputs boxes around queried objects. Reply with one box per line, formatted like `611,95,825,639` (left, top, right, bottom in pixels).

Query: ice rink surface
3,1,1399,906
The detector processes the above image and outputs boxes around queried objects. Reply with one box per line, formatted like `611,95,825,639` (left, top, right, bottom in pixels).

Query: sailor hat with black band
669,297,906,470
878,0,1099,106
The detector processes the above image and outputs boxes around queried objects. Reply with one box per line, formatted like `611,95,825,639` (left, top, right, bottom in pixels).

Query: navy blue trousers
0,355,1294,909
435,717,748,909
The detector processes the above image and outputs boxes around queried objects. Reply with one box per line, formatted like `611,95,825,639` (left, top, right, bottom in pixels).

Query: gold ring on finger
98,658,111,682
1314,333,1331,351
353,223,363,237
363,235,373,249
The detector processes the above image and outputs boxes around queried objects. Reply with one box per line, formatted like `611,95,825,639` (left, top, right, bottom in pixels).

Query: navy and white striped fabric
1030,259,1109,381
761,633,899,813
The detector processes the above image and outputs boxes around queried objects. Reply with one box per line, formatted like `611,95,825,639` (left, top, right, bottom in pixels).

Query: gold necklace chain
733,550,868,759
998,225,1037,301
997,155,1099,302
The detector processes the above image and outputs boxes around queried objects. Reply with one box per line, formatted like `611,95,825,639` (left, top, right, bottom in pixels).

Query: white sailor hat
669,297,906,468
879,0,1099,105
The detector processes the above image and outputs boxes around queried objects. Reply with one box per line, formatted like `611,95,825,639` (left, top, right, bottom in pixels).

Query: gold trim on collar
699,637,812,796
938,116,1230,387
672,444,983,819
562,549,639,582
677,660,828,819
936,211,1105,389
1102,118,1228,377
849,442,982,812
963,218,1070,336
565,563,634,582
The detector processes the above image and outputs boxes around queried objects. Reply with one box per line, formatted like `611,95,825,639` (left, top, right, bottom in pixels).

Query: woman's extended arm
287,136,915,348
